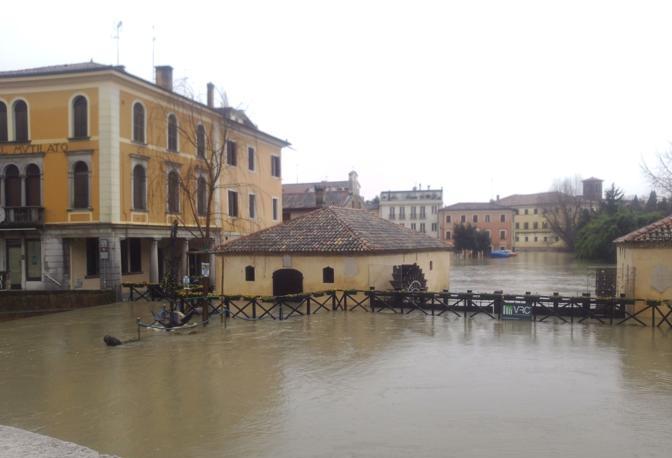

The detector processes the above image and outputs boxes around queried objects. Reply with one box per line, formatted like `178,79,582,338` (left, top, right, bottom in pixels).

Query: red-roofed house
214,206,451,296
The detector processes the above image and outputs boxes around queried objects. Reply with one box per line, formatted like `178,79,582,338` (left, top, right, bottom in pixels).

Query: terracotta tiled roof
614,215,672,244
0,62,117,78
441,202,514,212
216,206,450,254
497,192,565,207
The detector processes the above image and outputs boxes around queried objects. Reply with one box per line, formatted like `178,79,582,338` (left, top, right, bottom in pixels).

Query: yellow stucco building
215,206,451,296
0,62,288,295
615,215,672,316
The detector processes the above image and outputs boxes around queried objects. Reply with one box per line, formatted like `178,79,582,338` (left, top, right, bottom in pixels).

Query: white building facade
379,188,443,239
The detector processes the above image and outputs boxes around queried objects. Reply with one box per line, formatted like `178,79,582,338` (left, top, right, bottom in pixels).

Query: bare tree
147,85,272,306
543,176,589,251
642,150,672,196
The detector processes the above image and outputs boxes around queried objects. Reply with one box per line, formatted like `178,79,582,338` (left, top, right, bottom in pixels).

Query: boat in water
490,249,518,258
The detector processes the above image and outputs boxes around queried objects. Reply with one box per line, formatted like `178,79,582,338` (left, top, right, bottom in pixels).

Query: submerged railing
162,289,671,329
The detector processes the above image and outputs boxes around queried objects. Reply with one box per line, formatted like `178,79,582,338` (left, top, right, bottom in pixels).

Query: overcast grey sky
2,0,671,202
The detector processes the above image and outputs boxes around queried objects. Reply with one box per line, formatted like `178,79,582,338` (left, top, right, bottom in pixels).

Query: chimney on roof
207,82,215,108
315,185,325,208
155,65,173,91
496,194,500,201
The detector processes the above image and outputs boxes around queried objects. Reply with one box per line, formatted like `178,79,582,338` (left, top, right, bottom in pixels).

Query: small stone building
615,215,672,314
215,206,451,296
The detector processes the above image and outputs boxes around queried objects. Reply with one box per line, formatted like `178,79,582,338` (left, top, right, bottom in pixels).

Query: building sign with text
502,303,533,320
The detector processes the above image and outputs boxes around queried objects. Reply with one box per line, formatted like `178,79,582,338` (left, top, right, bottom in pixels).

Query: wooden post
252,297,257,319
136,317,141,341
278,297,284,321
306,296,311,315
465,290,472,318
369,287,375,313
494,290,503,320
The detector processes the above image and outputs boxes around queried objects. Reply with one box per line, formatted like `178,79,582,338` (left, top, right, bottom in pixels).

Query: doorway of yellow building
272,269,303,296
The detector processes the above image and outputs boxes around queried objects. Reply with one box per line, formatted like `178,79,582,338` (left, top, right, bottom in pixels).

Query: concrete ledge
0,290,115,321
0,425,119,458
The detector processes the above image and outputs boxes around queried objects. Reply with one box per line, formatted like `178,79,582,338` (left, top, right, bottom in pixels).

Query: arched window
167,171,180,213
72,96,88,138
0,102,7,142
14,100,28,142
196,124,205,158
197,176,207,216
132,103,145,143
245,265,255,282
322,266,334,283
4,165,21,207
25,164,41,206
133,164,146,210
167,114,177,151
73,161,89,209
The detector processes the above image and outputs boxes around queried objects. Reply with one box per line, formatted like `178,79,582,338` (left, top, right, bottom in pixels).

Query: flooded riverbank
1,298,670,458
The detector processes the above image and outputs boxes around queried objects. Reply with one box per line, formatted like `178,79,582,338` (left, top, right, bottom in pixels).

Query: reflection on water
450,251,609,295
0,299,671,458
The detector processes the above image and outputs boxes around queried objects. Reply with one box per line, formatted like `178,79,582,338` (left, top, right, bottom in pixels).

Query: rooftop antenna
151,25,156,77
114,21,123,65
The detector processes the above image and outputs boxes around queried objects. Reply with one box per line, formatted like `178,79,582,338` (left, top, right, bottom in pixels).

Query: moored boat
490,249,517,258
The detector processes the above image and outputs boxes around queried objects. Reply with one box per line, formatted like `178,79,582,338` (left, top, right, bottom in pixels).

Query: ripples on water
1,297,671,458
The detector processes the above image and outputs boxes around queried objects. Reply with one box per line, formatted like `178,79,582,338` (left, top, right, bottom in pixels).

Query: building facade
497,192,566,251
0,63,288,295
438,202,515,250
379,187,443,238
282,170,363,221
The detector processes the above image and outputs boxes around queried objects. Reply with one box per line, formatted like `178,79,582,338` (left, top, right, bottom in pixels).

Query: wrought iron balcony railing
0,207,45,226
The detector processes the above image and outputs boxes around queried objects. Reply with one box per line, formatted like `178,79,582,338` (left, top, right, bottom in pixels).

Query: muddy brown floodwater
1,253,671,457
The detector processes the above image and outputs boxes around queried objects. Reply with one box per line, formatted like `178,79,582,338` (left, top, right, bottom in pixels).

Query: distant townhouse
379,187,443,238
439,202,515,250
499,178,603,251
496,192,565,251
282,171,363,221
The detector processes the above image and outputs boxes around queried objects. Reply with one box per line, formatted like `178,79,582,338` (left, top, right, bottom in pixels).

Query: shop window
4,164,21,206
167,114,178,151
72,95,88,138
132,102,145,143
0,101,7,142
25,239,41,281
25,164,41,206
86,238,99,277
322,266,334,283
73,161,89,208
129,239,142,273
167,171,180,213
133,164,146,210
13,100,28,142
245,265,255,281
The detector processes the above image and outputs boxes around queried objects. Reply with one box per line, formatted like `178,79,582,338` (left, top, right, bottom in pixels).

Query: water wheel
390,263,427,292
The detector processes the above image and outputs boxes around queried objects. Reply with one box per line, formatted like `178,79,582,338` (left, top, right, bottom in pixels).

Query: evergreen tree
602,183,624,215
645,190,658,211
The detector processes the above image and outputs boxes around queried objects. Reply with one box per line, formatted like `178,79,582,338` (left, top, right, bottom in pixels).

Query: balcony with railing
0,207,45,227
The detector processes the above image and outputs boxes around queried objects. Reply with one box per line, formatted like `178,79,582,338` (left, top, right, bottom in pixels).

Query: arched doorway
272,269,303,296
